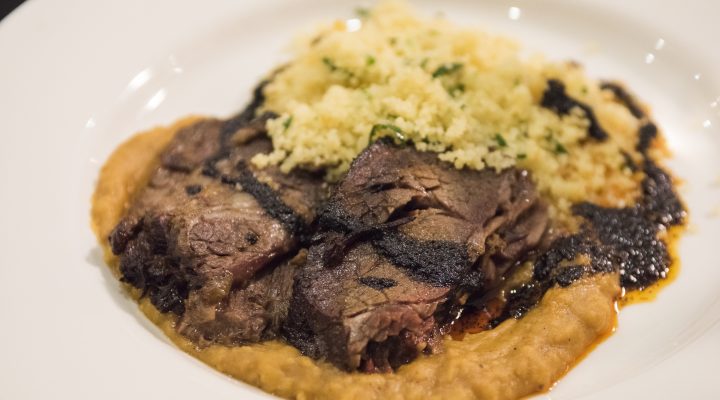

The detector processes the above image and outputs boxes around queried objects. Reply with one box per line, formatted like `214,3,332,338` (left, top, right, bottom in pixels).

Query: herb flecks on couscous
255,0,646,219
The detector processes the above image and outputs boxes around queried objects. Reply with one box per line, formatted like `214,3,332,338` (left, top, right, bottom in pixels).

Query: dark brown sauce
600,82,646,119
541,79,609,141
454,79,686,336
450,298,504,339
620,225,684,306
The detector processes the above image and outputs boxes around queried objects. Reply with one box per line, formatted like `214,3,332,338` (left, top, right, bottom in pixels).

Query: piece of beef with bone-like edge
284,140,548,372
109,110,327,345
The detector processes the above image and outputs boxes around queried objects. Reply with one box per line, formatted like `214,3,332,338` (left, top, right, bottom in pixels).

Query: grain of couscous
255,0,650,220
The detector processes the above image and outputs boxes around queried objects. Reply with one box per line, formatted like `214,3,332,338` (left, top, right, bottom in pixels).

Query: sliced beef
109,110,327,344
286,240,448,372
106,76,684,373
284,140,548,371
179,250,304,345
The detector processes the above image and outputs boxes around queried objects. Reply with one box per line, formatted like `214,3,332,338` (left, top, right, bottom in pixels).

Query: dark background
1,0,25,22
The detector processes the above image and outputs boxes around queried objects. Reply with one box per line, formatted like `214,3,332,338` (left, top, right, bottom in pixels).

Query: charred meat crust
220,80,273,141
109,86,327,344
372,231,475,287
284,140,549,371
219,161,308,239
358,276,398,290
107,76,685,374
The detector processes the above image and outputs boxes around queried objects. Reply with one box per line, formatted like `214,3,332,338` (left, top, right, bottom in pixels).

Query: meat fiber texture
285,140,548,371
108,114,326,345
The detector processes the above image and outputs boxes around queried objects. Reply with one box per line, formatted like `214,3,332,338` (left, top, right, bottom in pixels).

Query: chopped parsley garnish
369,124,406,142
322,57,353,77
544,132,568,155
322,57,339,71
432,62,463,78
283,116,293,131
355,7,370,18
448,83,465,97
494,133,508,147
517,153,527,160
366,55,376,66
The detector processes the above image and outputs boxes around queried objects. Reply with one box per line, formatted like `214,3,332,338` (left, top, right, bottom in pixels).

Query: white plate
1,0,719,398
